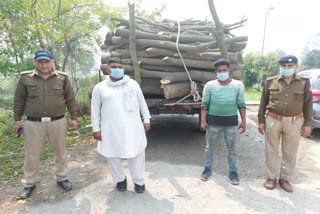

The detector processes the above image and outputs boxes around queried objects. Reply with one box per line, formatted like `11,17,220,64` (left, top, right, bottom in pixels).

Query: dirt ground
1,106,320,214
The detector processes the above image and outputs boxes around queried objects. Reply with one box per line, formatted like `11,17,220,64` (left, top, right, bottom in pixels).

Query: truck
99,16,247,125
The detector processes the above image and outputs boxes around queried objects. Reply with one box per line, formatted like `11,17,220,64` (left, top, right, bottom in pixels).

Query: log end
160,79,171,85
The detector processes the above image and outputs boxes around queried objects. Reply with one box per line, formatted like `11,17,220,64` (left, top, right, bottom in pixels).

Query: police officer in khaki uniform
258,55,313,193
13,50,78,199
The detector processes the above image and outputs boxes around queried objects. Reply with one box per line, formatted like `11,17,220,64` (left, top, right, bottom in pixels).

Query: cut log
128,3,141,85
101,53,111,64
140,65,186,72
160,70,214,85
115,27,215,43
105,32,114,45
122,56,241,71
135,36,247,53
228,42,247,52
230,70,242,80
136,16,177,32
162,82,203,99
163,56,242,70
136,39,215,52
208,0,229,60
141,78,163,95
111,36,129,45
181,30,209,36
115,28,173,41
105,15,248,100
123,65,214,84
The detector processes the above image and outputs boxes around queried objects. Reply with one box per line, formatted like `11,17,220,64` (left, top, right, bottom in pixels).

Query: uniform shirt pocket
269,88,281,100
49,83,64,96
26,85,40,97
293,90,304,100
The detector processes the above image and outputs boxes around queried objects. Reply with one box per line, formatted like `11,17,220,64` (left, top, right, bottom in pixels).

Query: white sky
107,0,320,57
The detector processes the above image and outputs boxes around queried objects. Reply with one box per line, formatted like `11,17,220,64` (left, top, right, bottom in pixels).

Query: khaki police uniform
13,70,77,187
258,74,313,181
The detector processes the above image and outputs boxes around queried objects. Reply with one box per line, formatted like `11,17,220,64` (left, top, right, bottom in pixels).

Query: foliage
244,88,262,101
0,76,19,109
301,49,320,70
302,32,320,54
241,52,283,89
0,110,24,180
75,75,100,115
0,0,124,75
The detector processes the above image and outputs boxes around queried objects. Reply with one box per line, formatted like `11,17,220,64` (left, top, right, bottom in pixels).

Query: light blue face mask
110,68,124,79
280,68,295,77
217,72,229,81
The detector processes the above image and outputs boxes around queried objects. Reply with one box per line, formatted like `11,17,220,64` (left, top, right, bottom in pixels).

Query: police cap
278,55,298,64
34,50,52,61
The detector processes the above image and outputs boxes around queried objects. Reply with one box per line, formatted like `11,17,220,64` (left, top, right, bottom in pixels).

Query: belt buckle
41,117,51,122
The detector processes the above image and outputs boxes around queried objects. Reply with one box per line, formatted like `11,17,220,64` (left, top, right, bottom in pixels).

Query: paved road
2,114,320,214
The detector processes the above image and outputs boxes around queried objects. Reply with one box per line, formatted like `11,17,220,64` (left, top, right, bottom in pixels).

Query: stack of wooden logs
101,17,247,99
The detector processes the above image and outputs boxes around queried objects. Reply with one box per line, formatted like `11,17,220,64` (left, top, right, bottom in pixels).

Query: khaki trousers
23,118,68,187
265,116,303,181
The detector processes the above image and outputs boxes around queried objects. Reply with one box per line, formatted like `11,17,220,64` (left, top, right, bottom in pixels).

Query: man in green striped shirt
200,59,246,185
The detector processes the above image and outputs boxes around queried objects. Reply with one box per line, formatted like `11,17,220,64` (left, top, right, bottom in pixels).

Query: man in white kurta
91,58,151,193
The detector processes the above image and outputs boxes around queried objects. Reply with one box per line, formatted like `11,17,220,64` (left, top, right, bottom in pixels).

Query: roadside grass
0,111,92,181
245,88,262,101
244,88,261,123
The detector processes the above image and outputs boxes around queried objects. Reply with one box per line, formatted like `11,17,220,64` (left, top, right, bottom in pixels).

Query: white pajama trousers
107,151,145,186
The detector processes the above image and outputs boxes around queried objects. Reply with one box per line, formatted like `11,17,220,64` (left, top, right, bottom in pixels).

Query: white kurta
91,76,151,158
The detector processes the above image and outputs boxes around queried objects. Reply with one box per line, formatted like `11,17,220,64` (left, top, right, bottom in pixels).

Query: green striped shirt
201,79,246,116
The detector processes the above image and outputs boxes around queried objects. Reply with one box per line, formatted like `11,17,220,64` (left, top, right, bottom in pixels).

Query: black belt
26,115,64,122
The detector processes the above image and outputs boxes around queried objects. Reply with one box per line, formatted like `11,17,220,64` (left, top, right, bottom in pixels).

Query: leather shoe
264,179,276,190
57,179,73,191
19,186,36,200
134,183,145,193
116,177,127,192
278,178,293,193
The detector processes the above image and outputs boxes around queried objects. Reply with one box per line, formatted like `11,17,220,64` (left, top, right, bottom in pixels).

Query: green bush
245,88,262,101
0,111,24,179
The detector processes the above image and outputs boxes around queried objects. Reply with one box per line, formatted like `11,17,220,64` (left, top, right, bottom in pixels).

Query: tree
242,52,282,89
0,0,125,75
302,32,320,55
301,49,320,70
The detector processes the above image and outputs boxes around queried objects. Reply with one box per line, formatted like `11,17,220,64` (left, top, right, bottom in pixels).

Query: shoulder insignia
20,70,33,75
55,70,68,76
266,75,278,81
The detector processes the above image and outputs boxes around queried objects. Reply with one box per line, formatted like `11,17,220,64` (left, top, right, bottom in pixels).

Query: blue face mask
280,68,295,77
110,68,124,79
217,72,229,81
